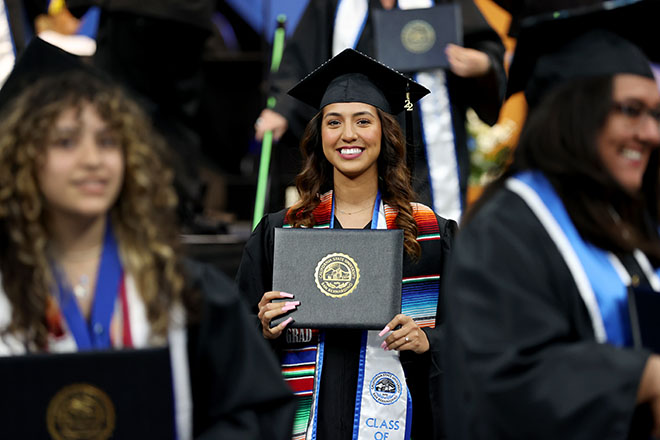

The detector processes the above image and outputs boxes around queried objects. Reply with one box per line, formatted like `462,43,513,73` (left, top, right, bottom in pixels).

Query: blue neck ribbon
53,221,123,350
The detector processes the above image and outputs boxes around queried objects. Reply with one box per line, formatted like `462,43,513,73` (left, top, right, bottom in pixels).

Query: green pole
253,15,287,230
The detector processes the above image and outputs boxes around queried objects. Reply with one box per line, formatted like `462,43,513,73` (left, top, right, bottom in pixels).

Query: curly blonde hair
0,71,186,349
287,109,421,259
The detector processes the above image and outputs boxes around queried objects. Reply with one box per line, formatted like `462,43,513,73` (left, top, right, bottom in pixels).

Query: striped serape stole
401,203,442,328
281,329,321,440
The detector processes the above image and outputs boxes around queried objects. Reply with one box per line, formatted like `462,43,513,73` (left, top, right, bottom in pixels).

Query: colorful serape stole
401,203,441,329
281,330,321,439
281,191,442,439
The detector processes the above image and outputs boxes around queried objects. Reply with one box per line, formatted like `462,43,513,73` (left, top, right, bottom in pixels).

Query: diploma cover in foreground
272,228,403,329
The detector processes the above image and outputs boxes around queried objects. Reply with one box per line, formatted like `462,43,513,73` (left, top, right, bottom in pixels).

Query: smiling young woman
237,49,458,440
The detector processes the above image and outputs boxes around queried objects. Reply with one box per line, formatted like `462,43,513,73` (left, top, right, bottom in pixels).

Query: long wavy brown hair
0,71,188,349
287,108,421,259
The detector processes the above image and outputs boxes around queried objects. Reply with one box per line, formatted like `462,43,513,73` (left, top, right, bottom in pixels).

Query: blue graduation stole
509,170,660,346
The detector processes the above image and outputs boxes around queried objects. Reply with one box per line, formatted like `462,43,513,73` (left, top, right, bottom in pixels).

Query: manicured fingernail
279,292,294,298
378,326,390,337
281,302,298,312
380,341,387,350
281,317,293,328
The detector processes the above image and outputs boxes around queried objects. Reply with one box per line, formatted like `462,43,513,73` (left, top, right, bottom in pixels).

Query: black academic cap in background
0,37,107,112
507,0,660,109
287,48,430,115
492,0,605,36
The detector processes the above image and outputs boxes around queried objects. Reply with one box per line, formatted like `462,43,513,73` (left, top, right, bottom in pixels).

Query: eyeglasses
611,100,660,127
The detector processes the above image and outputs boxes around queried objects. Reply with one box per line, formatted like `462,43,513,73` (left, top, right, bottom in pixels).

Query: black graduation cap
0,37,107,112
287,48,430,115
507,0,660,109
492,0,604,36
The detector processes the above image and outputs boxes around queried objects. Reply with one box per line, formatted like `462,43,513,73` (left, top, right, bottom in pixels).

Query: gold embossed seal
47,383,115,440
401,19,436,54
315,253,360,298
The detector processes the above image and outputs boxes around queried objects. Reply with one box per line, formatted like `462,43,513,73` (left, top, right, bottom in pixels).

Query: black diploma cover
0,347,175,439
272,228,403,329
373,3,463,72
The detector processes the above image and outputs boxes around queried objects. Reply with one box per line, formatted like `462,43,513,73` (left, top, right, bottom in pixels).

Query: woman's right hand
257,291,299,339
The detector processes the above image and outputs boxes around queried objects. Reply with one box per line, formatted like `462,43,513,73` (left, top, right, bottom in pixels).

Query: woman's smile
337,146,366,159
322,102,381,179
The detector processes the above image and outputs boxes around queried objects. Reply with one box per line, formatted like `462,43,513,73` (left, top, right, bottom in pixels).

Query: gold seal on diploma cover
47,383,115,440
315,253,360,298
401,19,436,54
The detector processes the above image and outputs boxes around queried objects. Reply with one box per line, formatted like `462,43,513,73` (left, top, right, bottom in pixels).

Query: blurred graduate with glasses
442,1,660,438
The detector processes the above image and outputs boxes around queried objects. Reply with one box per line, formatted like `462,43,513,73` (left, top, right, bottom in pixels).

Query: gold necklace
336,204,373,215
335,196,376,215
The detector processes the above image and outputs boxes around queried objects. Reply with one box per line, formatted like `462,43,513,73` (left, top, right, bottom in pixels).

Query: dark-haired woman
443,25,660,440
237,49,456,439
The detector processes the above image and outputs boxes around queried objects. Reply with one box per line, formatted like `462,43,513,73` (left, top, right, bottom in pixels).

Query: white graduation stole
0,1,16,87
353,202,411,440
333,0,462,221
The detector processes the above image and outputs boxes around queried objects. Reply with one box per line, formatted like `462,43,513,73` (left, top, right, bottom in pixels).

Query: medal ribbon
53,221,123,350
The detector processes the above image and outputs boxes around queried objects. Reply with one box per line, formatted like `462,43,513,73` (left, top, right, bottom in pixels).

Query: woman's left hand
380,314,429,354
445,44,491,78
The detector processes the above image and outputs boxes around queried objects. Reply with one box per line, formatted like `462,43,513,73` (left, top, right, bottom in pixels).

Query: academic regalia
442,2,660,439
267,0,506,220
184,260,296,439
442,185,655,440
236,194,457,439
0,259,296,440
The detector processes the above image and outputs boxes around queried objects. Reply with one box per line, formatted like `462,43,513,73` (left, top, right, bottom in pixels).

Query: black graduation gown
236,209,457,439
442,188,653,440
183,260,296,439
268,0,506,208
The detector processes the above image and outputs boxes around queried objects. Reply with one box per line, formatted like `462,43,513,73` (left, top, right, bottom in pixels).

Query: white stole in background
333,0,462,221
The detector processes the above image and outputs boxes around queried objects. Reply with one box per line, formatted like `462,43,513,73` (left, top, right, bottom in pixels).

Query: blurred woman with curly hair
0,39,294,440
237,49,457,440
